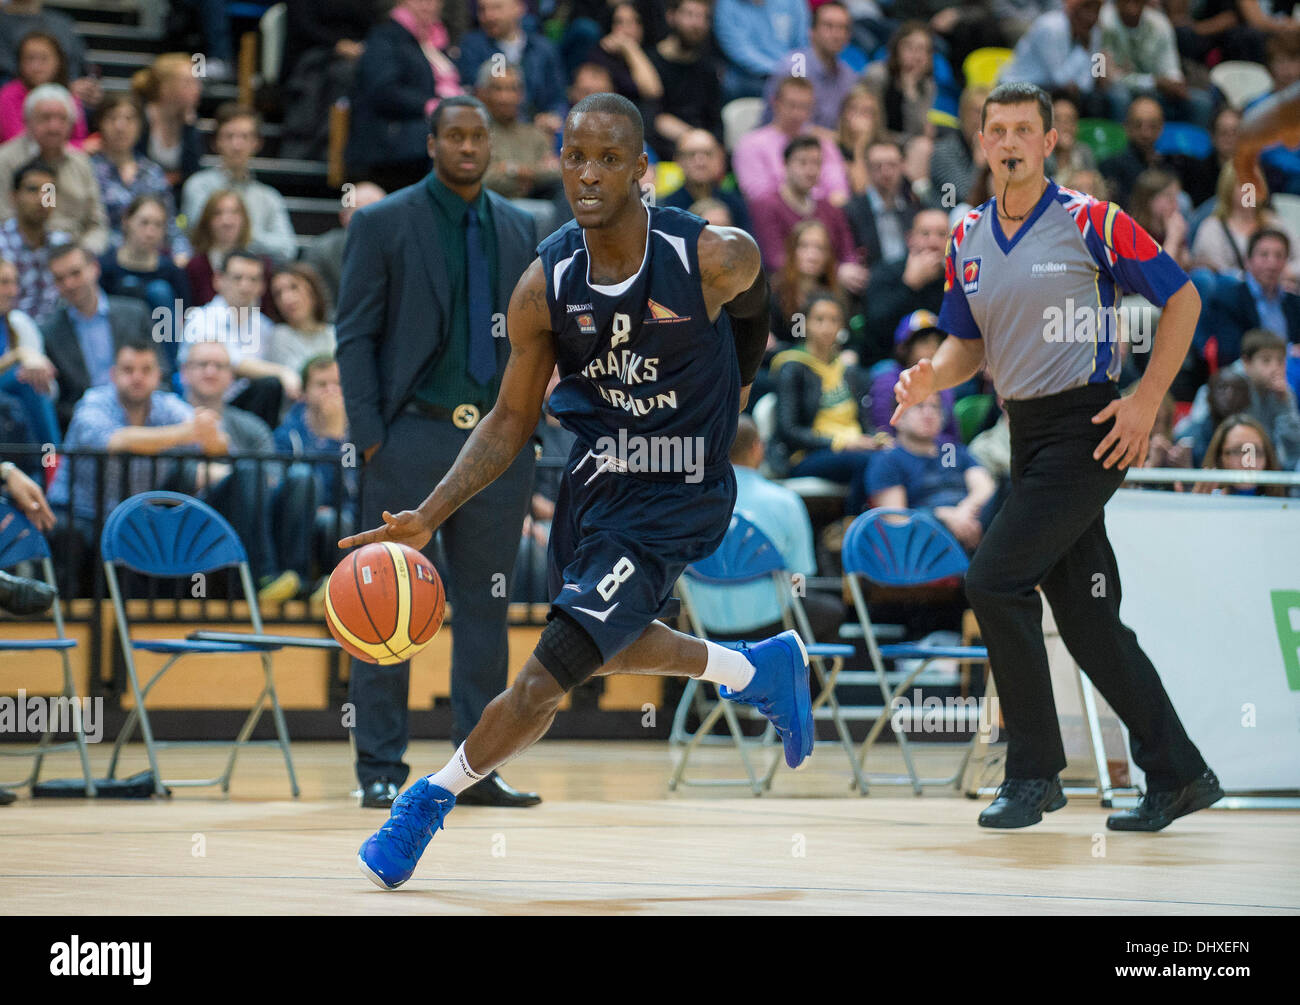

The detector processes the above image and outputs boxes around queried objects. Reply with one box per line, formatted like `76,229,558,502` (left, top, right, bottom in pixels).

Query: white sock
699,641,755,692
426,743,486,796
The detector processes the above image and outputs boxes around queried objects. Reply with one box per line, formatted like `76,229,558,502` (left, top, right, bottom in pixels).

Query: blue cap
893,309,940,346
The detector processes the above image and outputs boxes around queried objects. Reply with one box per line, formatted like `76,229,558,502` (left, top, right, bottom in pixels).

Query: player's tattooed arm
699,226,768,404
339,261,556,551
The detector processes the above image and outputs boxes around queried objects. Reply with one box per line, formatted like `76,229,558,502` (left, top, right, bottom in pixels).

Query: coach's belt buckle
452,403,480,429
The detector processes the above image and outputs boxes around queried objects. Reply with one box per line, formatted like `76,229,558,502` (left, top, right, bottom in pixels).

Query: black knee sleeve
535,609,604,691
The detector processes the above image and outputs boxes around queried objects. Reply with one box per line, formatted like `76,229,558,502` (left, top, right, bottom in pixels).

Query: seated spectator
762,1,857,132
910,0,1011,72
346,0,463,193
837,85,884,197
1130,169,1191,269
41,243,156,432
174,339,301,602
863,21,937,142
266,264,337,376
648,0,724,161
0,32,88,147
735,76,850,207
1001,0,1107,117
1168,0,1268,66
0,256,57,446
1046,90,1097,190
184,190,278,320
1067,167,1110,200
583,2,664,105
0,158,70,323
180,250,287,426
1191,413,1289,495
769,292,887,512
866,392,997,551
302,181,386,309
279,0,380,161
98,195,192,323
0,1,94,90
1196,228,1300,368
0,85,108,253
684,415,846,643
457,0,567,133
930,86,989,211
1099,0,1212,127
1192,164,1300,281
1141,391,1193,474
1181,328,1300,467
857,208,948,366
478,62,562,235
0,451,54,533
131,53,203,192
867,309,960,439
712,0,809,103
1236,0,1300,62
749,136,863,286
181,105,296,263
769,220,844,343
1100,94,1193,208
661,129,751,233
46,339,211,594
273,355,358,602
687,196,732,225
844,139,921,269
1171,369,1249,466
91,93,190,262
902,131,939,208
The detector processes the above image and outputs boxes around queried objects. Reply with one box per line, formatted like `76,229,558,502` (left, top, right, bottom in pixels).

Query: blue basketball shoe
358,778,455,889
719,630,813,768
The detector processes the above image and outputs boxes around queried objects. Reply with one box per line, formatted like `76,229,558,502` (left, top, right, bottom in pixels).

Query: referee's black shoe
1106,770,1223,832
978,776,1066,828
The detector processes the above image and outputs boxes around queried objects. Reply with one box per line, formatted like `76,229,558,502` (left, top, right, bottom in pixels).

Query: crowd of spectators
1,0,1299,618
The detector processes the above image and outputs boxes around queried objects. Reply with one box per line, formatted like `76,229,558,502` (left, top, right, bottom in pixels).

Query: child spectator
769,219,843,343
867,309,959,439
866,392,998,551
0,32,88,147
1193,413,1289,496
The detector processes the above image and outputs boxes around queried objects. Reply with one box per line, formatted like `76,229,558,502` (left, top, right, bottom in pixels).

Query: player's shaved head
565,92,644,155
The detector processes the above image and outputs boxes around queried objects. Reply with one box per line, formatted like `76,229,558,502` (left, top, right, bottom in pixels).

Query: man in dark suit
856,208,949,367
336,95,541,810
40,243,153,434
843,139,921,270
1189,229,1300,399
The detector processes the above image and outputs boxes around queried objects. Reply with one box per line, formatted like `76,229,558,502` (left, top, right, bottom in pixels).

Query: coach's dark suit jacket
41,293,153,434
335,180,539,455
1193,268,1300,366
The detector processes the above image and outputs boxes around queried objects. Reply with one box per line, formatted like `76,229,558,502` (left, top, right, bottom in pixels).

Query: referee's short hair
981,82,1053,132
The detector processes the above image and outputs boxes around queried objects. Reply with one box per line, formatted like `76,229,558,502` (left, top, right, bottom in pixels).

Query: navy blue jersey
536,204,739,482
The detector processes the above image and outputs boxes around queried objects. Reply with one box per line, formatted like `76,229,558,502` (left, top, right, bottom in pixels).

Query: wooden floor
2,741,1296,915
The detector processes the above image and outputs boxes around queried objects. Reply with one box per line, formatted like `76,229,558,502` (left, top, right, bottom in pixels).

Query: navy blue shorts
547,448,737,663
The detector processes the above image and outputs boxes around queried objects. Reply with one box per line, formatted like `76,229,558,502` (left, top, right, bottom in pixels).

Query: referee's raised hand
891,358,937,425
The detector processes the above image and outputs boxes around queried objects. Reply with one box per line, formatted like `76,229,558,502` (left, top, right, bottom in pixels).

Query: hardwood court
1,741,1296,916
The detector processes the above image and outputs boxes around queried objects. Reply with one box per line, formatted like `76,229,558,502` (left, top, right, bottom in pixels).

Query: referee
893,82,1221,830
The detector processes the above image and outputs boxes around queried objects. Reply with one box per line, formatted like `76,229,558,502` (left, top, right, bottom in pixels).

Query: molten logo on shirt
962,257,982,295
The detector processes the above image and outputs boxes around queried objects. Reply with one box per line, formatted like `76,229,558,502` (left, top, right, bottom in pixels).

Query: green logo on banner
1271,591,1300,691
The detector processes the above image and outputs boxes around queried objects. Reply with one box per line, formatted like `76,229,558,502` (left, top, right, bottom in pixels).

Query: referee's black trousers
964,382,1208,790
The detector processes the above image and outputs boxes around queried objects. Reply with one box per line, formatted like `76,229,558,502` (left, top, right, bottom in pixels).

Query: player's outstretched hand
338,510,433,552
1091,395,1157,470
891,358,936,425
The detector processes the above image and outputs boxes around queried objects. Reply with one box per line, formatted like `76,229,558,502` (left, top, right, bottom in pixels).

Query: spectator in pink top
0,32,88,148
734,76,850,208
748,135,865,294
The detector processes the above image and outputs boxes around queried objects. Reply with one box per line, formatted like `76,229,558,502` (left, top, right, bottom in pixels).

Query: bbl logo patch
577,313,596,334
962,257,982,295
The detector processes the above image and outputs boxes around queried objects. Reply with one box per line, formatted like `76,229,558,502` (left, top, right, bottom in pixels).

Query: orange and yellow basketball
324,542,445,665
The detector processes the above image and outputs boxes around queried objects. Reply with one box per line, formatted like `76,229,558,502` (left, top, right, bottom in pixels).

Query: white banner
1103,489,1300,791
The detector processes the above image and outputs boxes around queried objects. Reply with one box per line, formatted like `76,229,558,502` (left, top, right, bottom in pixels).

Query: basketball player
341,93,814,889
893,82,1221,831
1233,81,1300,202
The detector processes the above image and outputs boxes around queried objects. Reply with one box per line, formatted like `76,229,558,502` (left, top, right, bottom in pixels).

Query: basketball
324,542,445,665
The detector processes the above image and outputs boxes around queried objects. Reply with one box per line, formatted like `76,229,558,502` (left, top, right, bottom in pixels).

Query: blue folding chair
671,513,861,795
101,491,298,797
0,500,95,796
1155,122,1213,160
841,509,989,794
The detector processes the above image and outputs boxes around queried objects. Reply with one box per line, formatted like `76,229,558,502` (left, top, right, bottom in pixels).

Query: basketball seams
409,554,445,644
324,542,445,665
